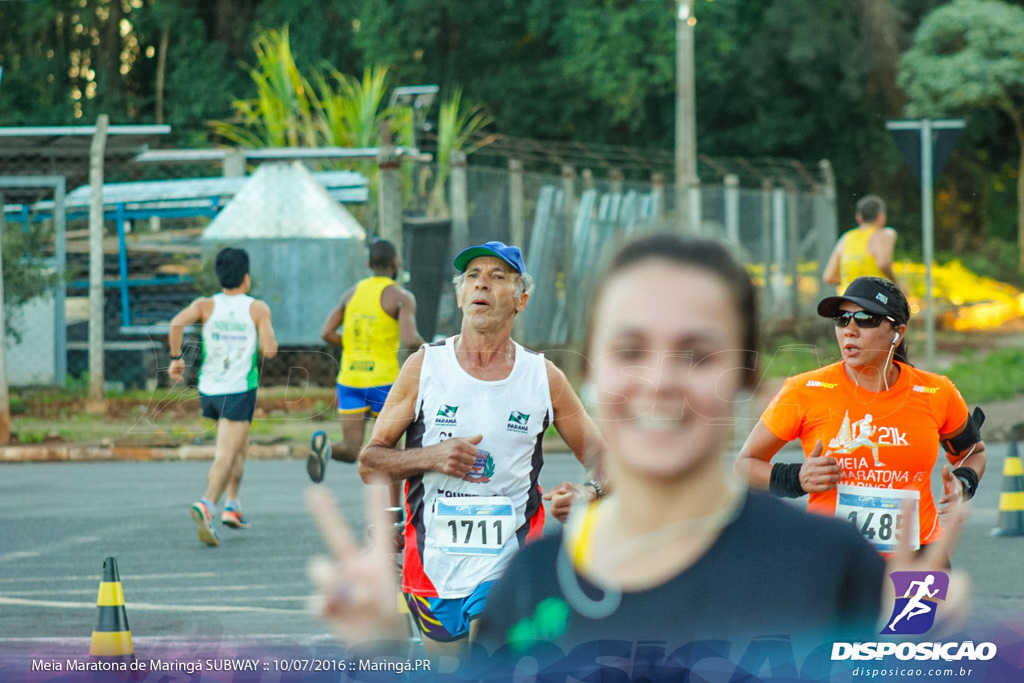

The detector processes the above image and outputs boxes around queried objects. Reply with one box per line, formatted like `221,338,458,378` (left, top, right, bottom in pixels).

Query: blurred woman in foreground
474,234,895,652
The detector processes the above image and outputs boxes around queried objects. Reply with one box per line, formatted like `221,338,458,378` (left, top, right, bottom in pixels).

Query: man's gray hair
452,270,534,299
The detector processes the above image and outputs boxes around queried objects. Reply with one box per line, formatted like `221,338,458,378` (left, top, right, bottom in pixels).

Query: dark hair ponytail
870,277,912,367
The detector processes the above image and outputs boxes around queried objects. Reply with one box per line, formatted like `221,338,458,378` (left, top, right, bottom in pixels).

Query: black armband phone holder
942,406,985,455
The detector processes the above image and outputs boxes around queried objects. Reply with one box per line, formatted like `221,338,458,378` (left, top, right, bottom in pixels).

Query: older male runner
358,240,607,657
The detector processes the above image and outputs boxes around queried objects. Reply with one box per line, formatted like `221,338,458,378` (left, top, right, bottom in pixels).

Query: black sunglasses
833,310,894,329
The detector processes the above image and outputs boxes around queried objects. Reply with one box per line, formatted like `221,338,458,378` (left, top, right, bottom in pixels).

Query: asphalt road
0,453,587,667
1,445,1022,674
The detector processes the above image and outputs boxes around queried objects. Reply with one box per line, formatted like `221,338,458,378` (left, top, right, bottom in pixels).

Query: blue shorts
403,581,495,642
336,383,392,417
200,389,257,422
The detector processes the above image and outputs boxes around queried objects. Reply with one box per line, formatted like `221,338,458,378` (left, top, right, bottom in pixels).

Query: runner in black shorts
200,389,257,422
169,248,278,547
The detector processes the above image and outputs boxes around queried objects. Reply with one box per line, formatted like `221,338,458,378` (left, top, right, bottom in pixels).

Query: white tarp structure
202,162,366,239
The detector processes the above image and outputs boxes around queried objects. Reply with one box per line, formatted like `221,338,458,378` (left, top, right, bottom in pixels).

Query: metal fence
424,162,837,352
3,145,836,392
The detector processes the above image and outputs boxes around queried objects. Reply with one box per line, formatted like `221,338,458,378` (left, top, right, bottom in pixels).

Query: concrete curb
0,438,574,463
0,443,300,463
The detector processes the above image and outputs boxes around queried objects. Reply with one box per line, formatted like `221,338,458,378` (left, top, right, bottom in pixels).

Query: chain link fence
3,140,835,393
420,160,837,356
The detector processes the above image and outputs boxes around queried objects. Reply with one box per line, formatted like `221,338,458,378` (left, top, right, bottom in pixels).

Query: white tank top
403,336,554,598
197,293,259,396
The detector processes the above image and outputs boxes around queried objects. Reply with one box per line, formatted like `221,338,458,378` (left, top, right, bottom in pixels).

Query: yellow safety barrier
992,442,1024,537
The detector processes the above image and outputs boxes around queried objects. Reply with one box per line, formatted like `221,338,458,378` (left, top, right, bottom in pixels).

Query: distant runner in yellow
307,239,424,483
823,195,898,292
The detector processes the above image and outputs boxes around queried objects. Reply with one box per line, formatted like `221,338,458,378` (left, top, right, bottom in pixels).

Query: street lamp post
389,84,439,216
676,0,698,233
389,84,439,152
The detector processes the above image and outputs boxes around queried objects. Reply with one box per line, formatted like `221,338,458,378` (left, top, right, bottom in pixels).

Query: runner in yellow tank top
307,239,425,483
337,276,402,388
823,195,899,292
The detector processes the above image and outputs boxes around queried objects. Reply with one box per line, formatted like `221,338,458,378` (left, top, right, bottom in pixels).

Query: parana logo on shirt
507,411,530,433
435,404,459,426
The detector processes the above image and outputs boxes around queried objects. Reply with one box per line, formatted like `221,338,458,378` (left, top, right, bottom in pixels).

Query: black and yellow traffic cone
992,441,1024,537
88,557,134,658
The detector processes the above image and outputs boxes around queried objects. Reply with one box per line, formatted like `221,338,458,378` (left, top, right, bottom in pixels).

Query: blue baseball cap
453,241,527,274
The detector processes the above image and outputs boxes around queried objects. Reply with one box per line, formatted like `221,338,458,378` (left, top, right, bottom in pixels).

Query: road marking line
0,572,218,584
0,597,302,614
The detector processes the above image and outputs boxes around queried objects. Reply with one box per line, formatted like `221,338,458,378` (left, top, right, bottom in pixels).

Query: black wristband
769,462,805,498
952,466,979,501
170,353,184,361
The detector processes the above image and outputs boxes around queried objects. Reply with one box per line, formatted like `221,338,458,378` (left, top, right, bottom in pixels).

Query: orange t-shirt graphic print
760,361,968,550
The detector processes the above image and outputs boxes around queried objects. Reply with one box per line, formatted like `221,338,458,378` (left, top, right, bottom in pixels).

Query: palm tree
425,89,494,217
211,27,495,226
211,27,318,148
315,65,397,148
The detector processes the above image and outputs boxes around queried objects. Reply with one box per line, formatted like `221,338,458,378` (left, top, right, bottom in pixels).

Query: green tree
898,0,1024,270
553,2,673,143
2,226,59,342
349,0,577,140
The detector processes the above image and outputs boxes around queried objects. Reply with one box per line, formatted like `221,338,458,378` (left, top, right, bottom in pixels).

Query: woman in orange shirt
737,276,986,556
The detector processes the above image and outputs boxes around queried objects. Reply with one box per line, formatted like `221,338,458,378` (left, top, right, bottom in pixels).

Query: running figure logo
882,571,949,635
827,410,884,466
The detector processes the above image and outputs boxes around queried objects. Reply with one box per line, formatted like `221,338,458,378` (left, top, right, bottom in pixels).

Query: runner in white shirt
357,241,607,659
169,247,278,547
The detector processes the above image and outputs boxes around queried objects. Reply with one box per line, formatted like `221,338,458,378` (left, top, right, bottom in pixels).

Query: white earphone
892,332,901,345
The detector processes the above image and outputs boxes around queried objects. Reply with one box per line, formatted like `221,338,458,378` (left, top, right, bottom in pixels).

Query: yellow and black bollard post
88,557,135,658
992,441,1024,537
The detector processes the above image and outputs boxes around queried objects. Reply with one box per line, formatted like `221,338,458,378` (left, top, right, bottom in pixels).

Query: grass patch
9,395,27,415
14,430,50,444
943,348,1024,404
761,343,833,379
